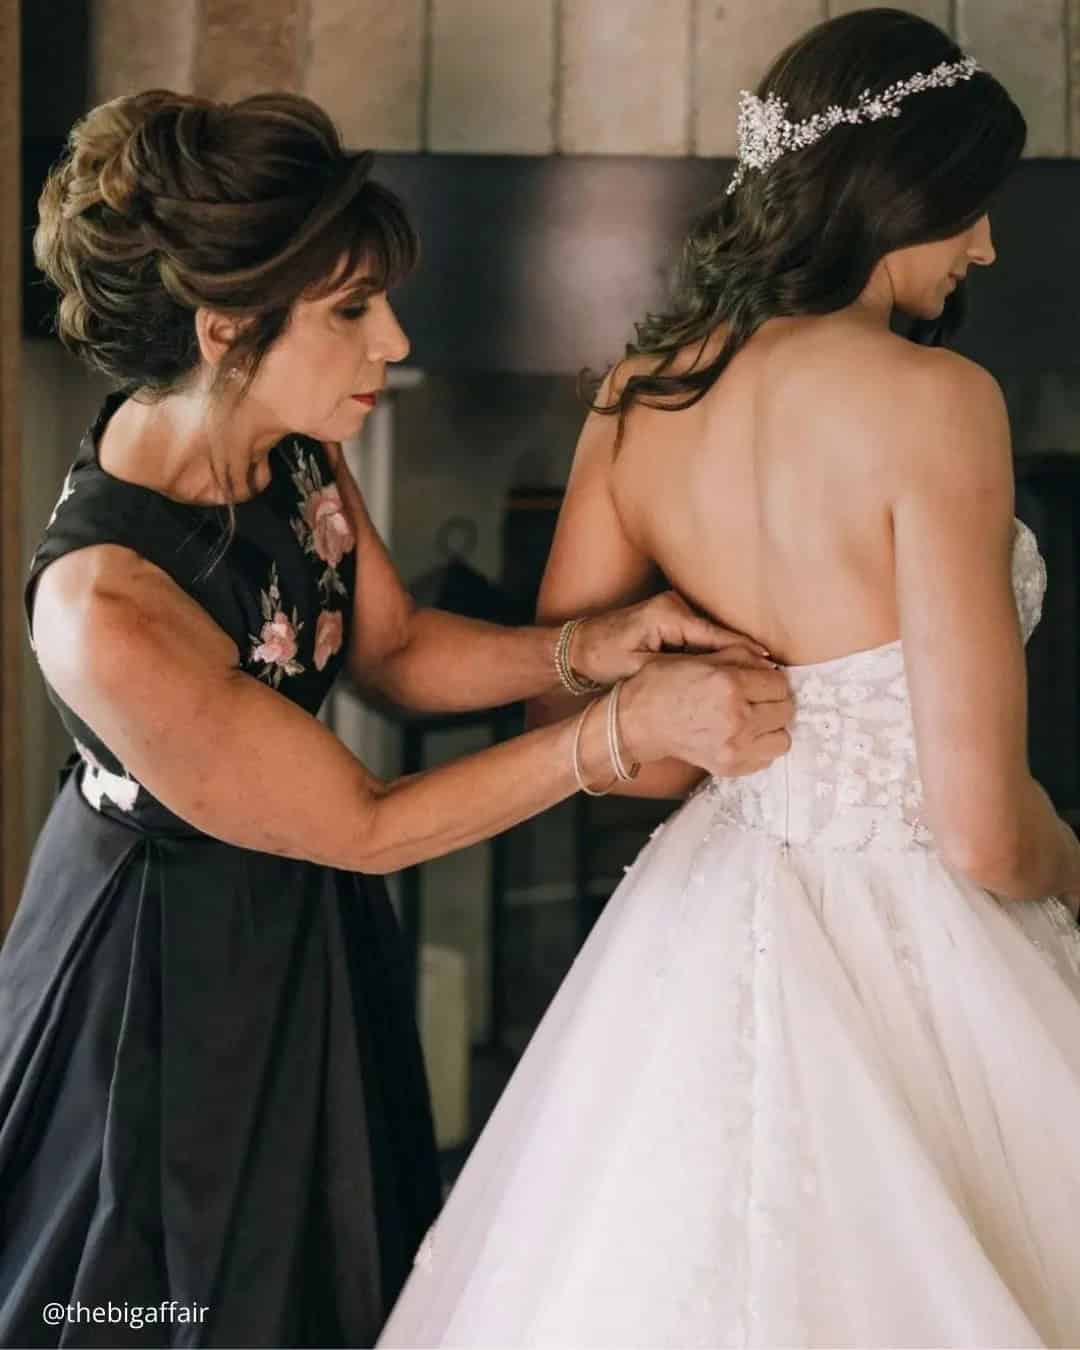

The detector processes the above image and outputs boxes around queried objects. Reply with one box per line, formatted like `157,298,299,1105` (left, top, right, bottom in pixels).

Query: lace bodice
703,519,1047,853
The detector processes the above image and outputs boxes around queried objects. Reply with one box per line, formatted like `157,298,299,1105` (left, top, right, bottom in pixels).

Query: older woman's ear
194,308,243,370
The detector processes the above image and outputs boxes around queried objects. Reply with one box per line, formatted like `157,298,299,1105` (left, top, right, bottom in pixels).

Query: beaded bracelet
555,619,604,696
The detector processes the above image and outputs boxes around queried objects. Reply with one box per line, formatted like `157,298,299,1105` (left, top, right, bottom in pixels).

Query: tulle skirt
379,789,1080,1348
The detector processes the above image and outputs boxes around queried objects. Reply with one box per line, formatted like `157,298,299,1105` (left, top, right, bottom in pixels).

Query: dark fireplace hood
374,153,1080,379
21,142,1080,378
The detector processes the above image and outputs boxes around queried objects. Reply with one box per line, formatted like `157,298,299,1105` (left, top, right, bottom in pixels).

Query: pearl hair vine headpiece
726,55,980,195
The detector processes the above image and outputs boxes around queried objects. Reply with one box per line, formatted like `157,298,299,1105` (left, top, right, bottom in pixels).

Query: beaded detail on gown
379,518,1080,1350
705,518,1046,854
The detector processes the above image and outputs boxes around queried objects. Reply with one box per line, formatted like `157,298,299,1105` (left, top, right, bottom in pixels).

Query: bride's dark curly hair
600,7,1026,434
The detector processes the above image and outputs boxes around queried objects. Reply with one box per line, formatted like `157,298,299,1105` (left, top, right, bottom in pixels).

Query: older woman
0,91,792,1348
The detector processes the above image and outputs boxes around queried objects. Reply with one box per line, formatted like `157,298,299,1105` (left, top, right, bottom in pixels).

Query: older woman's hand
570,591,772,688
618,652,794,780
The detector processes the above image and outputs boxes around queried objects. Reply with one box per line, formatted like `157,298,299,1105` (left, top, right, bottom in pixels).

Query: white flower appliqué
703,517,1047,856
47,468,76,528
75,738,139,813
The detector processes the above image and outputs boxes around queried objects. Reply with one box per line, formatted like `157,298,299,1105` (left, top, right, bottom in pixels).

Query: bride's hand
570,591,772,687
616,653,795,779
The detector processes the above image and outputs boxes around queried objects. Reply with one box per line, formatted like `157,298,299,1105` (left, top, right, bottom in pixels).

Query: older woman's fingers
749,696,796,736
650,592,770,656
704,662,791,704
746,728,793,768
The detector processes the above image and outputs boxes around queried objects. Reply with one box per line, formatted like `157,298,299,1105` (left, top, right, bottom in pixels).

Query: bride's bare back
534,302,1080,906
607,313,942,667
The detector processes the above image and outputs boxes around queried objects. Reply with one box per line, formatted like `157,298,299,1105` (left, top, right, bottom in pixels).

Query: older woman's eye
338,303,370,321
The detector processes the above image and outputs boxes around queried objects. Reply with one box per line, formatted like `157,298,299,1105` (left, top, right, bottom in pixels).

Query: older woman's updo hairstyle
34,90,417,394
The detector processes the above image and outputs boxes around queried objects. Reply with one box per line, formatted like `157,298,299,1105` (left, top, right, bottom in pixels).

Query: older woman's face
244,266,410,443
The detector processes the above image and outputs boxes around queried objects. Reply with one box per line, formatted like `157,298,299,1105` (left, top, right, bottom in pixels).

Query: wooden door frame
1,0,23,932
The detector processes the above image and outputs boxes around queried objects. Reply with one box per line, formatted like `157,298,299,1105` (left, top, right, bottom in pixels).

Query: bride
380,9,1080,1347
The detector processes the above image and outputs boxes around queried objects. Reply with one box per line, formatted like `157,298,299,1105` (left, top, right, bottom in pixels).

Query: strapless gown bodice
704,518,1047,853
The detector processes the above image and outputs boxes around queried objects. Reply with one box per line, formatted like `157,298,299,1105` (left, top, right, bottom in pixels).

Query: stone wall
89,0,1078,158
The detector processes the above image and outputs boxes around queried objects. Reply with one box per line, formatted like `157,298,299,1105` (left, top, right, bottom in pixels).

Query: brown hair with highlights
34,89,418,397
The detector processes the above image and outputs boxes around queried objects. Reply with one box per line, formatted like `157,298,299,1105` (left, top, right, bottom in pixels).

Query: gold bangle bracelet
606,679,640,782
573,697,617,796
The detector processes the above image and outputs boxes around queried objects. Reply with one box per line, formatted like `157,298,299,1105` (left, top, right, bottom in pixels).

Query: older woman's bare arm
31,542,788,874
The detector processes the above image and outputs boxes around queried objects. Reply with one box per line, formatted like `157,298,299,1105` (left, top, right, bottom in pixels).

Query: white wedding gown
380,520,1080,1349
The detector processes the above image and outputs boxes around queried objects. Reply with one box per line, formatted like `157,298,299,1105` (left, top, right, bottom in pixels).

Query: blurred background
5,0,1080,1179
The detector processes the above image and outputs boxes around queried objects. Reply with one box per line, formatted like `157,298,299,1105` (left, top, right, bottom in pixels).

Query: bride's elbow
937,823,1027,896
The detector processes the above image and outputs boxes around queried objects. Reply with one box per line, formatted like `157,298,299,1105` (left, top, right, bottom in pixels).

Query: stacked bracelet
606,679,640,782
572,698,617,796
555,619,604,696
573,682,640,795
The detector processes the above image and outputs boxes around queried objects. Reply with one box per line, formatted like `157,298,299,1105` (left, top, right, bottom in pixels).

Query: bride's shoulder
872,345,1013,499
896,345,1004,411
841,327,1002,408
892,347,1007,448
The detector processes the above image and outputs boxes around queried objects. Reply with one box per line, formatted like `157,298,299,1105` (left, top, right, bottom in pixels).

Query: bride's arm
529,375,778,799
893,351,1080,907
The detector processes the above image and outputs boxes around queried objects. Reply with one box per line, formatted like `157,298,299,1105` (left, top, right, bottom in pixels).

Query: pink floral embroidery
304,485,354,568
313,609,344,672
254,613,300,667
290,445,354,600
249,562,305,687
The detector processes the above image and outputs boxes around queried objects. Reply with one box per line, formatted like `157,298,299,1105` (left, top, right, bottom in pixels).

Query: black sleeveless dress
0,394,440,1348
